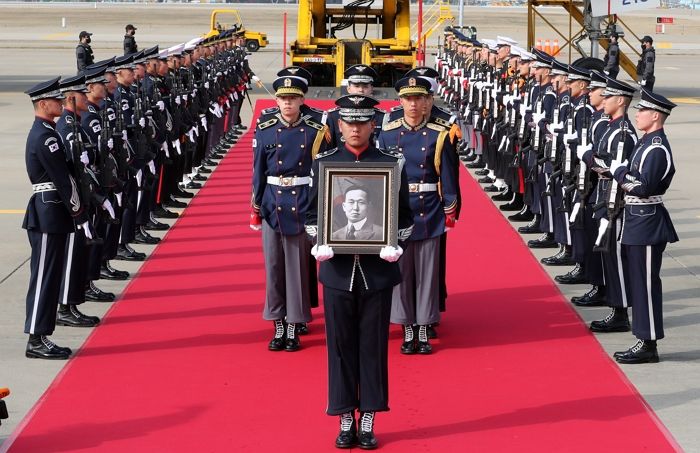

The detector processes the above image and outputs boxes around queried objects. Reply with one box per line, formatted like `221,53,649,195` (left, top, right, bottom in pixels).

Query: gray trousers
261,220,312,323
391,236,441,326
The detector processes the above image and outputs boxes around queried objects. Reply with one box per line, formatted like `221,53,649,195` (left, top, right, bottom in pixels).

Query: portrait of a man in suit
331,184,384,241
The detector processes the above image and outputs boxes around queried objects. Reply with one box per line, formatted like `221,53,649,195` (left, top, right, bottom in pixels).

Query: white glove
161,141,170,158
474,81,483,90
595,218,610,246
80,150,90,165
175,96,182,106
148,160,156,174
187,128,196,143
548,121,564,134
107,138,114,150
519,104,529,117
139,117,146,128
183,94,188,101
79,221,93,240
311,244,334,262
204,81,210,89
610,159,628,176
172,139,182,155
531,112,545,125
201,116,208,131
569,202,581,223
640,79,647,86
576,143,592,160
156,100,165,111
122,130,128,141
191,89,197,98
379,245,403,263
115,192,123,207
102,199,115,219
251,75,261,84
563,131,578,143
225,99,231,109
604,70,610,75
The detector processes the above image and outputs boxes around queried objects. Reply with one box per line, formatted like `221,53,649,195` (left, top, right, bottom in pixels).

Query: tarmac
0,3,699,451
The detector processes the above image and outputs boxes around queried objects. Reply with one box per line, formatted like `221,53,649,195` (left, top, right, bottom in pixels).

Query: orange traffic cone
544,39,552,55
536,38,542,50
552,39,560,55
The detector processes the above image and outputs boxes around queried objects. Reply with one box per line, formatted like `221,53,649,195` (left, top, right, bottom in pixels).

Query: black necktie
346,225,356,240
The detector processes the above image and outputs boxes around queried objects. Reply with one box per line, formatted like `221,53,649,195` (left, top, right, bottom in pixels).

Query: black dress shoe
100,263,129,280
182,181,202,190
173,188,194,198
285,323,300,351
296,322,309,335
518,214,542,234
474,168,490,176
202,159,217,166
427,325,438,339
85,282,116,302
269,320,286,351
144,220,170,231
198,166,213,174
483,184,502,193
417,341,433,354
501,194,524,211
134,229,160,245
153,205,179,219
400,325,416,354
115,245,146,261
541,246,575,266
571,284,607,305
478,176,494,184
57,305,100,327
615,340,659,364
528,233,557,248
462,151,477,162
466,158,485,169
335,413,358,449
492,191,512,202
509,207,534,221
26,335,71,360
192,174,207,182
164,197,187,209
590,308,631,333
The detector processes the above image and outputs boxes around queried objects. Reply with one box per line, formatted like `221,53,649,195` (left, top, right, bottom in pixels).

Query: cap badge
287,68,299,74
284,78,292,87
348,96,364,105
408,77,416,87
355,65,367,72
416,68,428,75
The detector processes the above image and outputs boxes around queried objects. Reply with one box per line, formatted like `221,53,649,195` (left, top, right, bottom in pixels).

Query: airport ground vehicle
204,9,269,52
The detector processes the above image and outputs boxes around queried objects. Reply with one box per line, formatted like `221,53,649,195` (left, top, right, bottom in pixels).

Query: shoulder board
261,107,279,115
379,147,402,160
651,136,663,145
427,122,446,132
305,105,324,114
434,105,452,116
326,107,340,113
383,119,402,131
375,108,387,114
88,105,97,114
432,116,451,127
315,147,338,159
304,118,324,130
257,117,278,130
42,122,54,130
390,106,403,112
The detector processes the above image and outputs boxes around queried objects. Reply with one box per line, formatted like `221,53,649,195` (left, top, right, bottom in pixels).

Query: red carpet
2,100,680,452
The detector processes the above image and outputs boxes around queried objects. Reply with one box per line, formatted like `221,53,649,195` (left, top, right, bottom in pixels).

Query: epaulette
315,147,338,159
383,119,402,131
42,122,54,130
326,107,340,113
88,105,97,114
261,107,279,115
304,117,324,131
379,147,402,160
305,105,324,114
257,117,278,130
427,122,446,132
432,116,451,128
375,108,387,114
652,136,663,145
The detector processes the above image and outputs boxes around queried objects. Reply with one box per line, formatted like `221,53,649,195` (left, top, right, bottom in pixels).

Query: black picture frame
317,161,400,254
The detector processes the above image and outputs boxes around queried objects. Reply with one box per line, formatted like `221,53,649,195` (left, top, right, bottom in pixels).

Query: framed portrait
317,161,400,254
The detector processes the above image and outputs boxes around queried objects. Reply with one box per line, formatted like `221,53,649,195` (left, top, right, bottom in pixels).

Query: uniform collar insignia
652,136,663,144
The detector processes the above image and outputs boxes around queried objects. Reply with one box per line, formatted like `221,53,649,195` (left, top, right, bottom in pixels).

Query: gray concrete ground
0,3,698,451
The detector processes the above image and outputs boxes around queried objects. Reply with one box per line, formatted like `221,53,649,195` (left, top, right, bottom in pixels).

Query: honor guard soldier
76,31,94,73
250,76,327,351
306,94,413,450
581,77,638,334
22,77,93,359
276,66,327,124
378,76,459,355
325,64,385,148
608,90,678,363
55,75,109,325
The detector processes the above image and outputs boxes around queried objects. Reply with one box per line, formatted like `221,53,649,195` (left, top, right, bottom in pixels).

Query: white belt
408,183,438,193
32,182,56,193
625,195,663,205
266,176,310,187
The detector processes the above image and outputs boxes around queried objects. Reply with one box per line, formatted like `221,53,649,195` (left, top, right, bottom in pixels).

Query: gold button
277,144,282,148
300,128,304,132
421,147,426,151
420,213,424,216
278,160,283,164
400,132,404,135
419,195,424,199
277,129,282,132
292,190,296,195
291,207,296,211
277,206,282,211
301,144,305,148
422,132,427,136
420,164,424,168
277,190,282,194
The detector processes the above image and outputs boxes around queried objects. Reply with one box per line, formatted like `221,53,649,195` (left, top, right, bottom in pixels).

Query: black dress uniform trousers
623,243,666,340
324,285,393,416
25,231,68,335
